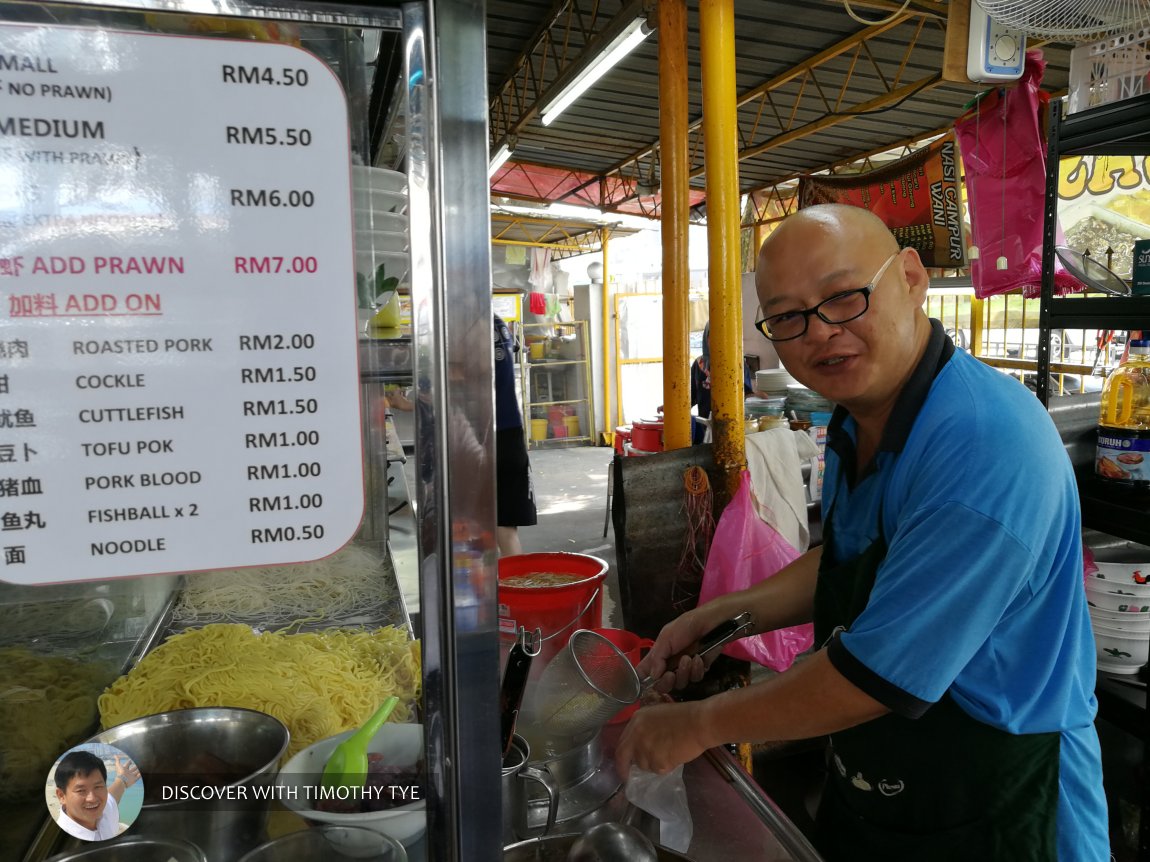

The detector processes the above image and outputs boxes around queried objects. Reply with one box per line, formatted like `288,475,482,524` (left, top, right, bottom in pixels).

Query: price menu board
0,24,366,585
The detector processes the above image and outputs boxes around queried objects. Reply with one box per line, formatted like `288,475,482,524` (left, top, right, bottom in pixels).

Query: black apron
811,505,1062,861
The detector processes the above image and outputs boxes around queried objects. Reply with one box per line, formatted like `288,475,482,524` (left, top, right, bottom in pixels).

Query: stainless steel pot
521,730,622,833
502,734,559,846
85,708,289,862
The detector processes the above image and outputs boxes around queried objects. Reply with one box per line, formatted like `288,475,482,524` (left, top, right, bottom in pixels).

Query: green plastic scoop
321,695,400,791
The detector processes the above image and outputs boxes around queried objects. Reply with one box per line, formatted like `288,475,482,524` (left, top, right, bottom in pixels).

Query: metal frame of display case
0,1,501,861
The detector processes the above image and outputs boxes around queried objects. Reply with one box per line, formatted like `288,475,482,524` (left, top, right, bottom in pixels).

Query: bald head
751,203,933,425
759,204,898,272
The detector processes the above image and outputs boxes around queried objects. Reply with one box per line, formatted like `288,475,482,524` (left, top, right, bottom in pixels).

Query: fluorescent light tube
540,17,651,127
489,142,513,176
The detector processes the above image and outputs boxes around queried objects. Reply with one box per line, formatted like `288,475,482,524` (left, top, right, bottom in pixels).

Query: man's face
56,770,108,824
755,220,924,412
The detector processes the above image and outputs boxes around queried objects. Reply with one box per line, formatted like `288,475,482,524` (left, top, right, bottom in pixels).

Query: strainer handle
639,612,754,690
695,611,754,661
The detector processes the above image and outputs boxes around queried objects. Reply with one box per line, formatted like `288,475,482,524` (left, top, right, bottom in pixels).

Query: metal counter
514,722,824,862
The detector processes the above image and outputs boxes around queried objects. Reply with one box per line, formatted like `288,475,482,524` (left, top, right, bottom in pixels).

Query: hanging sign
797,134,966,269
0,24,365,585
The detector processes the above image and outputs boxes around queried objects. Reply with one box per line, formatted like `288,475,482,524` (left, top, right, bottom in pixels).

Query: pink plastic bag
699,471,813,671
954,51,1083,299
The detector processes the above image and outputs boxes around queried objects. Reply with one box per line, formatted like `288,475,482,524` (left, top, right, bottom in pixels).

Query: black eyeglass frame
754,250,901,343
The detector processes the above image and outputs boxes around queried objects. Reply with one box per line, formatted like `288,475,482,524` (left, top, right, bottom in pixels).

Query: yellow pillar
700,0,744,495
660,0,691,451
601,228,613,442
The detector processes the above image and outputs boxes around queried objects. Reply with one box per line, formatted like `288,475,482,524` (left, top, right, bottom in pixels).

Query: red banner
798,134,966,269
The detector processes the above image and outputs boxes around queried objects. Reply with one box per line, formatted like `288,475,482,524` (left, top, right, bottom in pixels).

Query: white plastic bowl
1085,583,1150,613
354,211,408,234
1089,607,1150,630
355,231,409,254
276,723,426,847
352,166,406,193
1092,624,1150,665
1089,563,1150,594
353,186,408,213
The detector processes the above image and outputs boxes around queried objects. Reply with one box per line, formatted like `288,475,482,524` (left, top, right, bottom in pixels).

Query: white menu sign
0,24,366,585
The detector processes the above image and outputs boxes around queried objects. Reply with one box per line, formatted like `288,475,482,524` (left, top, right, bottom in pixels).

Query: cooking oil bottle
1096,339,1150,493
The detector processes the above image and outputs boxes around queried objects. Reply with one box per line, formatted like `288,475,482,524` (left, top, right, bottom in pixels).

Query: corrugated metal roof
486,1,1075,214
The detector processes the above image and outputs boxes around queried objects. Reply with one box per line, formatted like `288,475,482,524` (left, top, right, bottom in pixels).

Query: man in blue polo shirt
615,204,1108,860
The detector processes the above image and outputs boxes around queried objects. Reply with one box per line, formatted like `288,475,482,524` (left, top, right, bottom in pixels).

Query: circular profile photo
46,743,143,841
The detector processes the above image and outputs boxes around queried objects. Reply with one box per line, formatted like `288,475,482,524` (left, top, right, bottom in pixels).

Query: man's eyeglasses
755,250,902,343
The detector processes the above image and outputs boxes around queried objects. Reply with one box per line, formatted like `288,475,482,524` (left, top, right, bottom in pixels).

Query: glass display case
0,1,499,860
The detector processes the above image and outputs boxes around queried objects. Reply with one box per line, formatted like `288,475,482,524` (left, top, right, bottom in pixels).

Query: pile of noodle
99,624,421,757
172,544,394,626
0,649,110,799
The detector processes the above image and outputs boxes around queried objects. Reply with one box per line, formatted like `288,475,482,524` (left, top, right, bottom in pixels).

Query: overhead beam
604,14,913,178
488,0,650,150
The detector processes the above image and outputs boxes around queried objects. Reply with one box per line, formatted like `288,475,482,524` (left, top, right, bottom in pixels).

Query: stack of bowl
352,166,409,307
754,368,795,396
1085,562,1150,674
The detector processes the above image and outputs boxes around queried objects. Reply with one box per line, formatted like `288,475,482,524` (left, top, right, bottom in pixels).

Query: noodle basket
524,630,640,739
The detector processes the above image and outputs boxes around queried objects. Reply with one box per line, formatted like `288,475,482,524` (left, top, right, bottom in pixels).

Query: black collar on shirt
826,318,955,483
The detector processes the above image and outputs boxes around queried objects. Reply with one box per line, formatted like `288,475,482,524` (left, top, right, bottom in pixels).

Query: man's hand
108,753,140,803
615,700,712,780
637,608,731,694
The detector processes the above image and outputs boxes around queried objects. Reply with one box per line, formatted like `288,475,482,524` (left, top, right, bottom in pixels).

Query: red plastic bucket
498,552,608,667
587,628,654,724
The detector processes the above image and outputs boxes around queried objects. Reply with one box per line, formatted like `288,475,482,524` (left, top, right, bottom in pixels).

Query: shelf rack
1039,91,1150,860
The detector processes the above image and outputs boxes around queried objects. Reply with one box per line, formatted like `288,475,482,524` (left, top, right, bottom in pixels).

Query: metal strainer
528,614,754,739
526,630,641,738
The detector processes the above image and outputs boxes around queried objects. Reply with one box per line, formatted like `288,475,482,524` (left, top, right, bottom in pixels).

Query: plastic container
497,553,609,667
530,419,549,442
1096,339,1150,493
630,419,663,452
564,415,581,437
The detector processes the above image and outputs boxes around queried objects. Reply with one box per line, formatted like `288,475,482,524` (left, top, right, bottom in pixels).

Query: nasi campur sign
798,134,965,269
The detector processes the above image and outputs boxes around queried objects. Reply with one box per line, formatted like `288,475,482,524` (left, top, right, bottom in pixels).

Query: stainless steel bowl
47,836,206,862
85,708,289,862
504,833,693,861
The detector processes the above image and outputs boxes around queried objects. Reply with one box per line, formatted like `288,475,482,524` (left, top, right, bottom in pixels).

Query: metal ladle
566,820,658,862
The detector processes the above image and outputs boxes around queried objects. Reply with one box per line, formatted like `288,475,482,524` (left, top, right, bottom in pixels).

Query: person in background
495,315,537,556
689,321,755,443
54,750,139,841
616,204,1108,860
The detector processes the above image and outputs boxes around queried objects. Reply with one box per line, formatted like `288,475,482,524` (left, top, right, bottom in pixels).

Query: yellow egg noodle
0,649,110,799
98,624,421,757
172,544,395,625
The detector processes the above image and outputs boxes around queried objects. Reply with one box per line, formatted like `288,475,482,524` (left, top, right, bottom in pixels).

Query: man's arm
617,648,889,777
